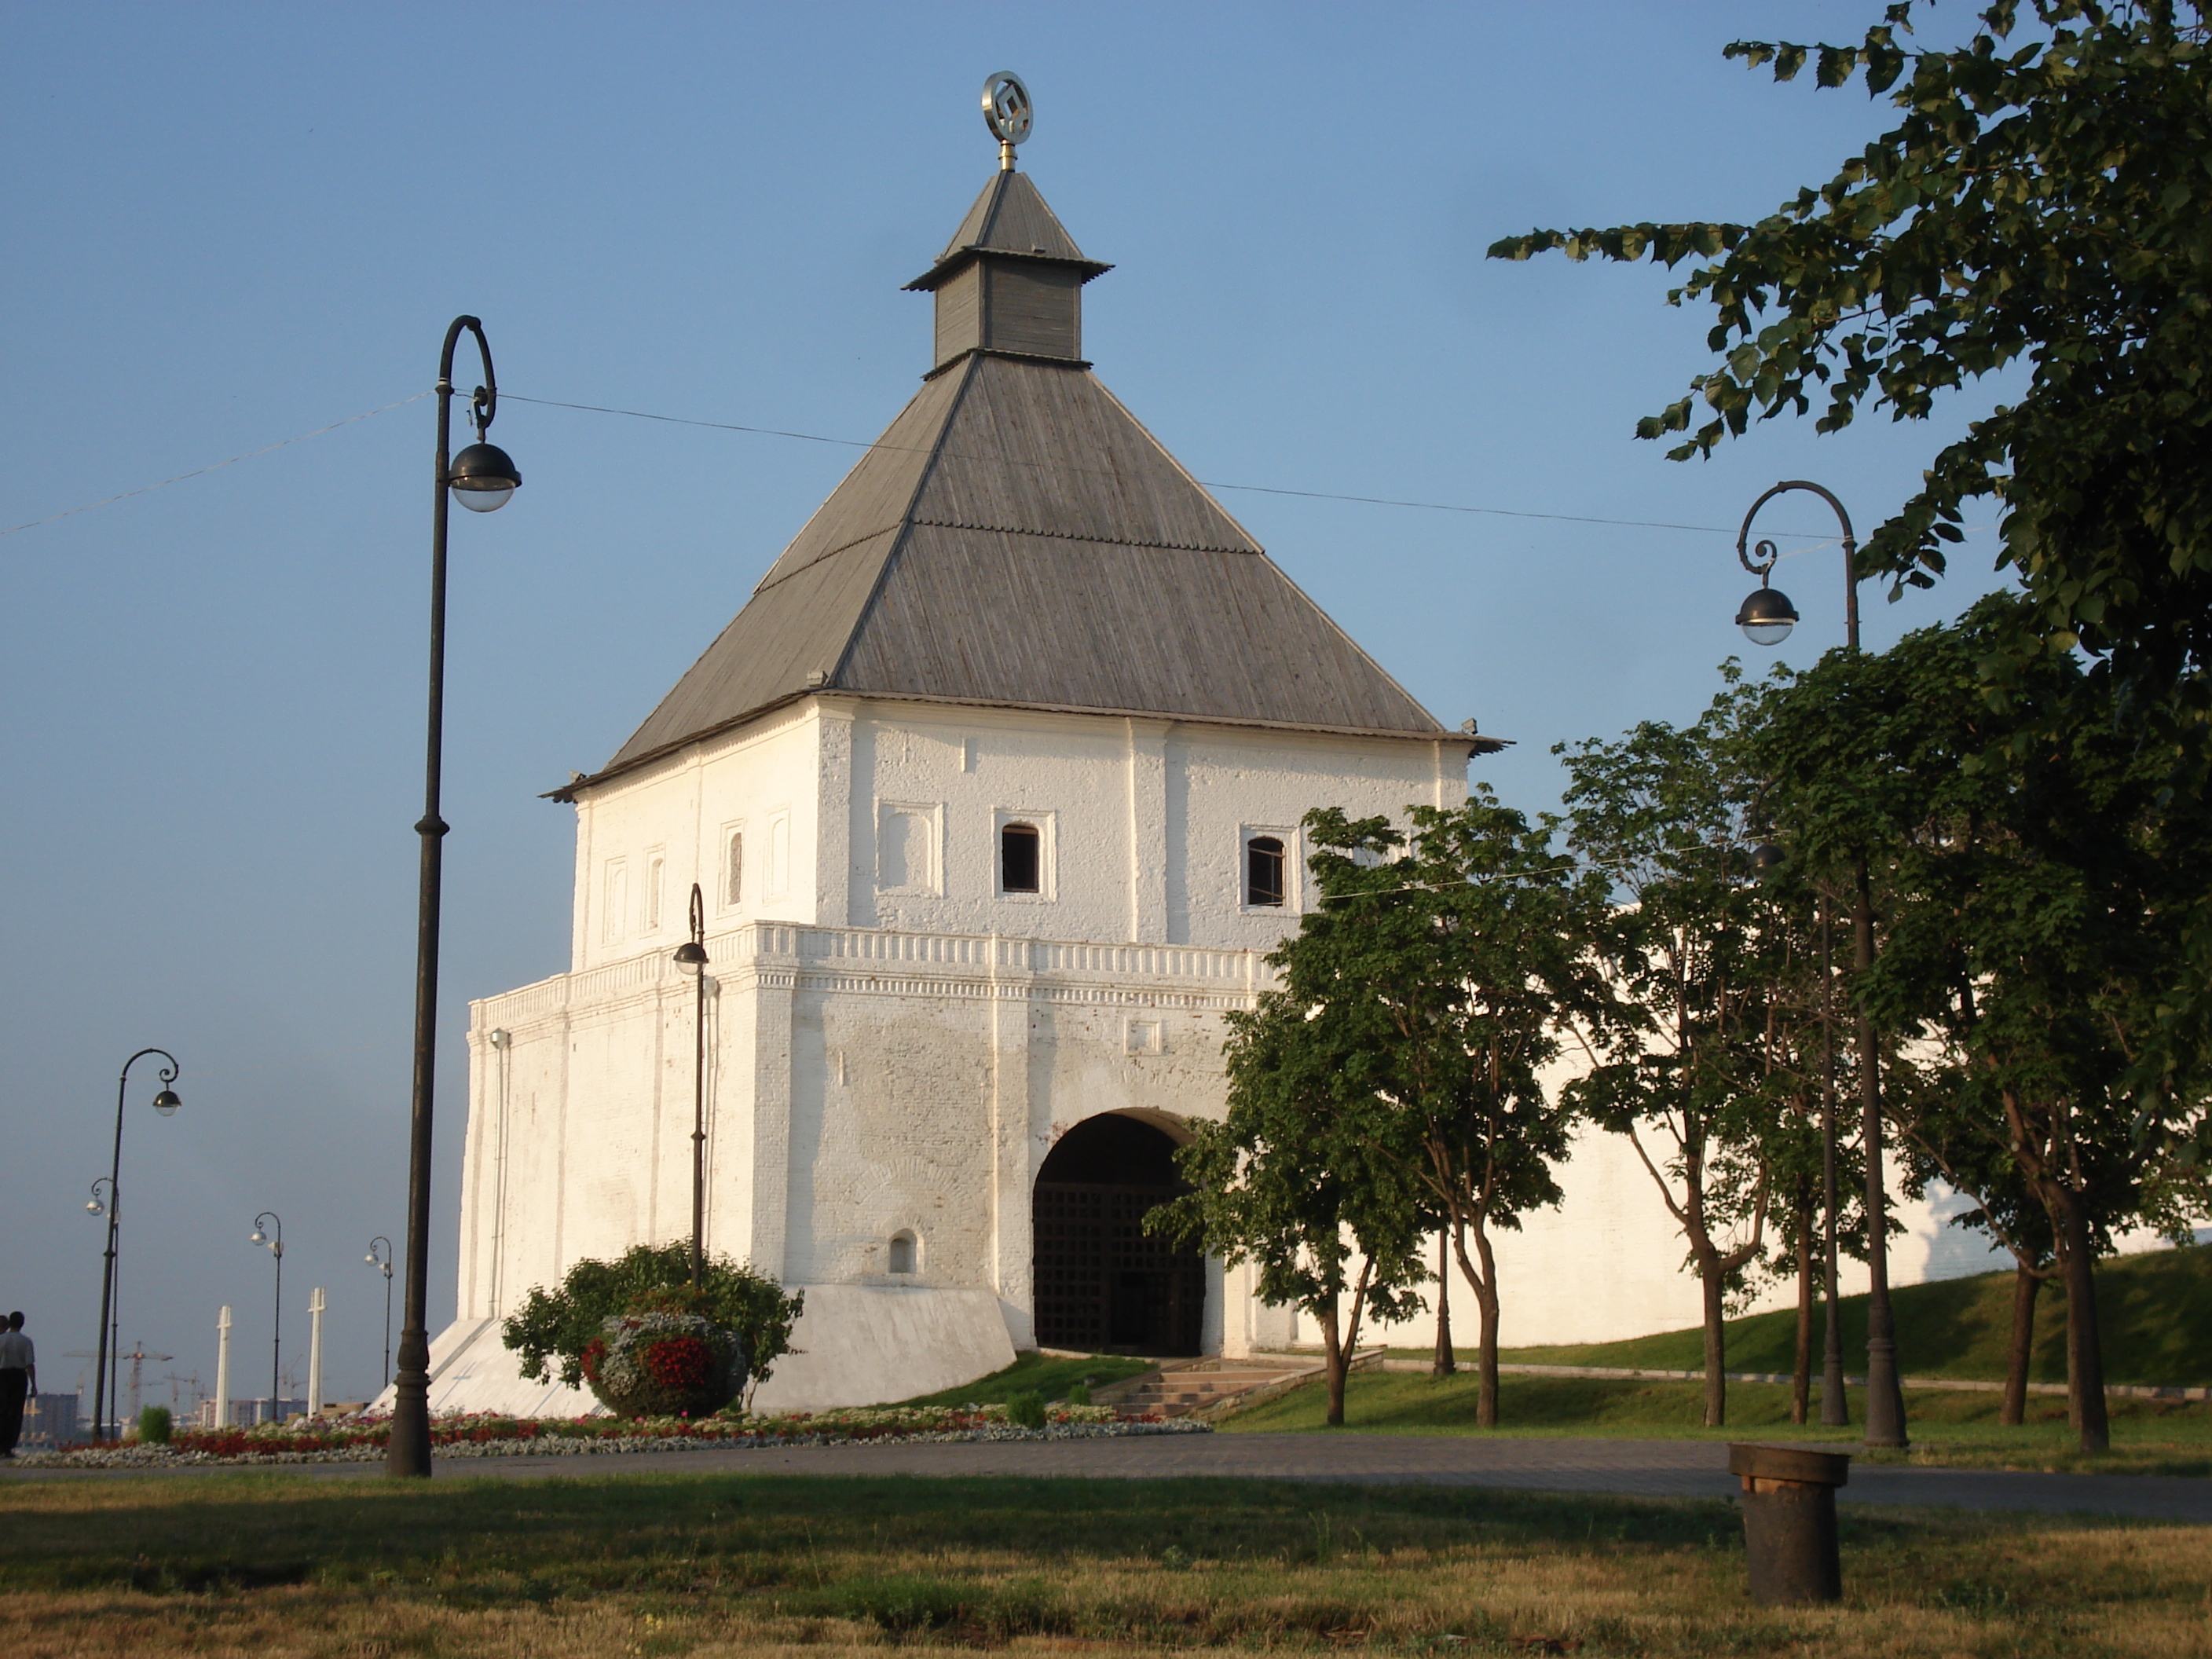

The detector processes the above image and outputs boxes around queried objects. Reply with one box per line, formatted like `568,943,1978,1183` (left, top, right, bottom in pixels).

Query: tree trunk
2001,1260,2040,1429
1792,1177,1814,1426
1699,1247,1728,1429
1318,1291,1347,1428
2051,1195,2109,1453
1471,1224,1501,1427
1432,1229,1456,1378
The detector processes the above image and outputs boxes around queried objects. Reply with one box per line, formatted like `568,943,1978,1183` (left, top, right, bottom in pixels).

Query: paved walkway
279,1434,2212,1522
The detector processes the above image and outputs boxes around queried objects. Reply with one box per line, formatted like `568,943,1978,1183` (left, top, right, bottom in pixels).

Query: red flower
580,1337,609,1382
640,1335,714,1392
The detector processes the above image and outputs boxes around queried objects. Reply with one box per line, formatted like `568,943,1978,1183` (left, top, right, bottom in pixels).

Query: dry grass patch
0,1469,2205,1656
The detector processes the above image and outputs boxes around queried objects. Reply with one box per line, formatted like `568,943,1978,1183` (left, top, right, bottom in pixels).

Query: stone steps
1102,1357,1342,1419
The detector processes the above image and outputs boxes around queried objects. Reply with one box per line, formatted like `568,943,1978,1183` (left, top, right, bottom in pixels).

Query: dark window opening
1001,822,1041,894
1246,836,1286,907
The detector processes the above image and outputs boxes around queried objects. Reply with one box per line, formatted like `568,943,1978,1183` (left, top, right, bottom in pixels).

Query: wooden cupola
904,169,1112,373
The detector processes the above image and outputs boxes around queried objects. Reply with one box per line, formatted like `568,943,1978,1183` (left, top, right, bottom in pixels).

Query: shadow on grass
0,1470,1776,1600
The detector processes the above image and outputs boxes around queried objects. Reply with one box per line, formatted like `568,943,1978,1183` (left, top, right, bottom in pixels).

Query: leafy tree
1886,1062,2064,1426
1296,797,1615,1424
1150,939,1430,1427
1491,2,2212,756
1561,672,1817,1427
1752,595,2212,1450
504,1243,805,1414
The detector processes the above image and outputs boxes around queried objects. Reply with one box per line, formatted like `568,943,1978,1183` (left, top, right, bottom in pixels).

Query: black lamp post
388,317,521,1480
365,1236,394,1391
249,1212,284,1412
92,1049,180,1440
1734,479,1908,1449
673,884,710,1285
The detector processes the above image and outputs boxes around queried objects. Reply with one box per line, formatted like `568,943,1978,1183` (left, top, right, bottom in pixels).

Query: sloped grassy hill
1492,1245,2212,1386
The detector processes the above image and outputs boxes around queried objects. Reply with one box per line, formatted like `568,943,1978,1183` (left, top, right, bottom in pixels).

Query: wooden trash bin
1729,1443,1851,1605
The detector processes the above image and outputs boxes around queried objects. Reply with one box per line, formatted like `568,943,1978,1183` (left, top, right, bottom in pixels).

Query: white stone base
750,1285,1018,1412
368,1318,599,1420
392,1285,1019,1419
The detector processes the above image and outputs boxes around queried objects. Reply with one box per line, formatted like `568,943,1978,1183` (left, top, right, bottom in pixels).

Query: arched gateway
1031,1113,1206,1356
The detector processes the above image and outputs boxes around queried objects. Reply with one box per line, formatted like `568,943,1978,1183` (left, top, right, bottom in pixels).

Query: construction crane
93,1342,174,1425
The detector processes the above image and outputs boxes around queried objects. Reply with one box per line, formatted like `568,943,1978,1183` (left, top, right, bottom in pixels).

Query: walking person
0,1313,35,1459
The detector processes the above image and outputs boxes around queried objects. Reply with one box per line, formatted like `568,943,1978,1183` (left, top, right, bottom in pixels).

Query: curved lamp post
93,1049,180,1440
673,884,710,1284
364,1236,394,1392
249,1212,284,1412
388,317,521,1480
1734,480,1908,1450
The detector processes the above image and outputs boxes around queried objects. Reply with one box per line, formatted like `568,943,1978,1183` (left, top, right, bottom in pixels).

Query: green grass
1464,1243,2212,1386
895,1350,1155,1408
1220,1368,2212,1474
3,1467,2208,1656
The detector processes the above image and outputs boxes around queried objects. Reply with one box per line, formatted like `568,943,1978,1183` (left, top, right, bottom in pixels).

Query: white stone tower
415,134,1492,1416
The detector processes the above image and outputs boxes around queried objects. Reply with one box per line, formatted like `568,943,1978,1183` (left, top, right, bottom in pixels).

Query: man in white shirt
0,1313,35,1458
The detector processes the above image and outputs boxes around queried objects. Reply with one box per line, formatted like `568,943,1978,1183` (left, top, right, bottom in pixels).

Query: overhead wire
1,383,1962,549
0,392,434,539
498,393,1837,540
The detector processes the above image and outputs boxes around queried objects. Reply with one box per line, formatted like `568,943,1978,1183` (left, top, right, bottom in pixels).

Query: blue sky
0,3,2016,1408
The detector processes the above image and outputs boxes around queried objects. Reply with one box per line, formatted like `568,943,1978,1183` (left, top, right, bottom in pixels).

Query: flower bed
20,1404,1210,1468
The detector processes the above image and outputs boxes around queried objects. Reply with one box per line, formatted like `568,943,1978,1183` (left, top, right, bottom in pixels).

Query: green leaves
1558,669,1823,1307
501,1243,804,1395
1499,2,2212,755
1750,591,2212,1279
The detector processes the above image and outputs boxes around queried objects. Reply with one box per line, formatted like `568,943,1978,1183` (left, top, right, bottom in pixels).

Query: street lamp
365,1237,394,1392
250,1213,284,1414
93,1049,181,1441
673,883,709,1285
1734,479,1907,1449
389,317,521,1480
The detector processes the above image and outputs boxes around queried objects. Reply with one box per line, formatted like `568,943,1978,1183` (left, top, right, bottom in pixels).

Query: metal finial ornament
982,71,1032,170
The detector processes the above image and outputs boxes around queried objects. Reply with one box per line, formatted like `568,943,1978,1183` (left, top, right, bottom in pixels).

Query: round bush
581,1310,747,1419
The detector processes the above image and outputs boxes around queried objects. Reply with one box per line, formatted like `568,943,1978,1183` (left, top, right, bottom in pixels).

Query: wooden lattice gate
1031,1177,1205,1356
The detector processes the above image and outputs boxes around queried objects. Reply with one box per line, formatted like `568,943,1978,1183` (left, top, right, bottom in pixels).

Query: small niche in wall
722,826,745,909
888,1230,920,1275
1124,1017,1164,1056
601,858,629,944
877,801,942,896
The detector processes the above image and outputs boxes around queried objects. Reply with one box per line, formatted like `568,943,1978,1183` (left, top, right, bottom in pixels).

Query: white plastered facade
419,695,2074,1418
432,697,1467,1413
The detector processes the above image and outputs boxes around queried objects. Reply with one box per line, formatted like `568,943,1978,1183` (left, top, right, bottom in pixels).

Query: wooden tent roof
570,171,1481,795
905,169,1111,291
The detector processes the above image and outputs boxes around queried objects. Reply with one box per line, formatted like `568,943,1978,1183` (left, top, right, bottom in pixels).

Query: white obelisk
306,1288,326,1416
214,1306,233,1428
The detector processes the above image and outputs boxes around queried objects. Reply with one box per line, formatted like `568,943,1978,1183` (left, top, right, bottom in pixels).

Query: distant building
229,1398,308,1427
20,1393,78,1447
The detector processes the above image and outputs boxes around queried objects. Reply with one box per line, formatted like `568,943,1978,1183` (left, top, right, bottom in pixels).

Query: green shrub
501,1243,805,1412
1005,1389,1047,1429
137,1405,172,1445
1061,1382,1090,1407
839,1574,970,1633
